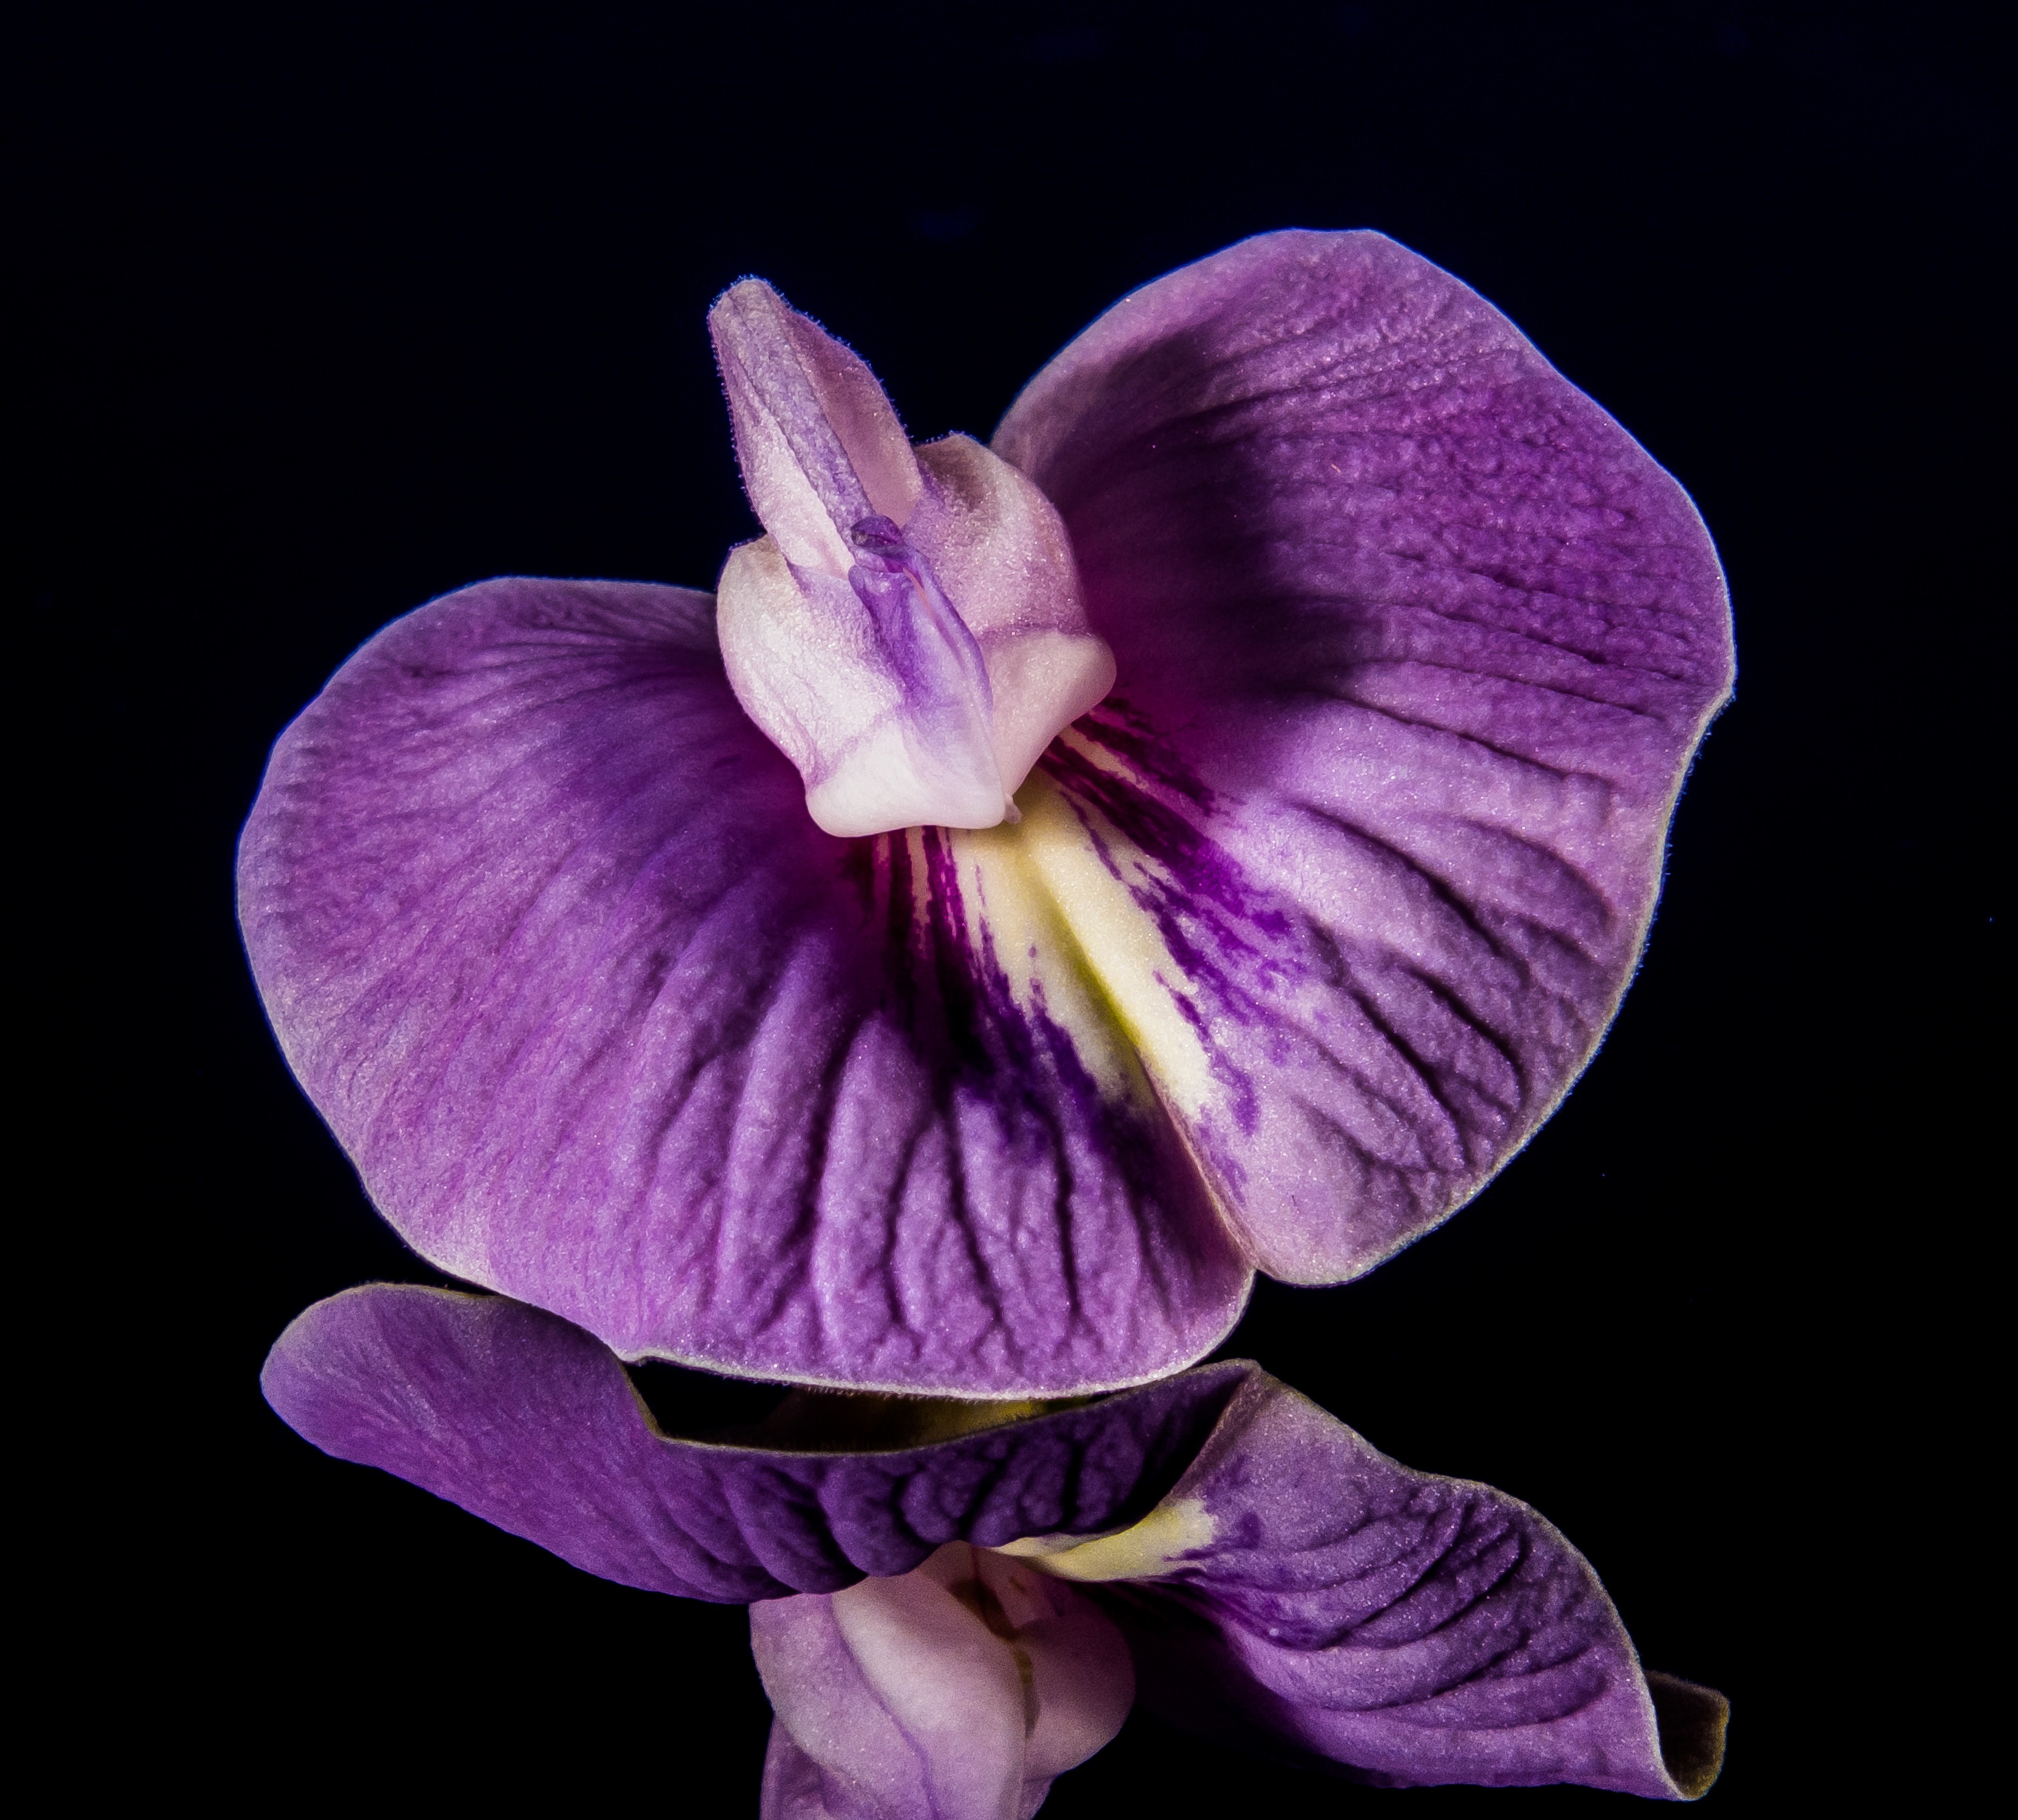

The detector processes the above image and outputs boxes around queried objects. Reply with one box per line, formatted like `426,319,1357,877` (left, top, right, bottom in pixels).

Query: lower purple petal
260,1284,1243,1602
265,1287,1720,1798
1094,1370,1725,1798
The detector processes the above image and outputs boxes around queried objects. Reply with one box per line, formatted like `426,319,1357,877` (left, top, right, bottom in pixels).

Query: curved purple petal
238,578,1248,1393
260,1284,1244,1602
1068,1370,1725,1799
995,230,1733,1281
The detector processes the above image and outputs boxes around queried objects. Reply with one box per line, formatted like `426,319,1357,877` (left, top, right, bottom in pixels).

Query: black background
37,2,2000,1811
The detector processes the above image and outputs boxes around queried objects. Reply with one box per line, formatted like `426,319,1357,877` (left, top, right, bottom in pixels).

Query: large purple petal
995,231,1733,1280
1051,1370,1725,1799
243,234,1729,1381
238,578,1248,1392
260,1284,1244,1602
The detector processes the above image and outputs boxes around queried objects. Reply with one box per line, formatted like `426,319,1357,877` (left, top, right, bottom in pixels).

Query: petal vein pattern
993,231,1731,1281
262,1293,1723,1801
240,230,1731,1390
1080,1371,1720,1797
260,1287,1246,1601
239,582,1247,1394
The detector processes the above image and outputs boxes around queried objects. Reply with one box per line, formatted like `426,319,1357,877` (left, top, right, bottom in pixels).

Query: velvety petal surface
242,231,1730,1387
238,578,1247,1392
993,229,1733,1281
1033,1369,1725,1799
260,1284,1243,1602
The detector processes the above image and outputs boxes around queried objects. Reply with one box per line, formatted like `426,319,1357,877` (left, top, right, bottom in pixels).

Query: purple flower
265,1287,1727,1809
238,229,1731,1398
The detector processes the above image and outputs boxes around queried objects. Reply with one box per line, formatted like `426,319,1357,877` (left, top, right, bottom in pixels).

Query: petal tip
1645,1671,1730,1801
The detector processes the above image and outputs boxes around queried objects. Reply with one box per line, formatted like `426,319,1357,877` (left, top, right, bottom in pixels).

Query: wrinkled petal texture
995,230,1733,1281
240,229,1730,1389
1086,1369,1717,1798
260,1284,1243,1601
238,578,1249,1392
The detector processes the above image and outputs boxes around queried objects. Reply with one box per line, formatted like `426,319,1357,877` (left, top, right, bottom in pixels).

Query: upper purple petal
996,230,1733,1281
241,232,1730,1385
1092,1369,1725,1798
260,1283,1243,1602
238,578,1249,1392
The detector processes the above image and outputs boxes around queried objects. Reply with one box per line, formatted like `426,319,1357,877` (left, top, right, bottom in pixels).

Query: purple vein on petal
262,1286,1248,1600
243,232,1730,1386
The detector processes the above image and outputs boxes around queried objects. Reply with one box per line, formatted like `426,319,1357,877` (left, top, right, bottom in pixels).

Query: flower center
709,280,1115,838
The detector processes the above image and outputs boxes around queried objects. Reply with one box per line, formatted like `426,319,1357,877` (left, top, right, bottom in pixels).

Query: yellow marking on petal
995,1495,1218,1582
949,795,1142,1103
980,767,1215,1120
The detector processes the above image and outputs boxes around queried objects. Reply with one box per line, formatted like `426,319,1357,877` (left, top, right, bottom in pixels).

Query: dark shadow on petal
1645,1671,1729,1800
629,1357,792,1435
675,1381,1097,1451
